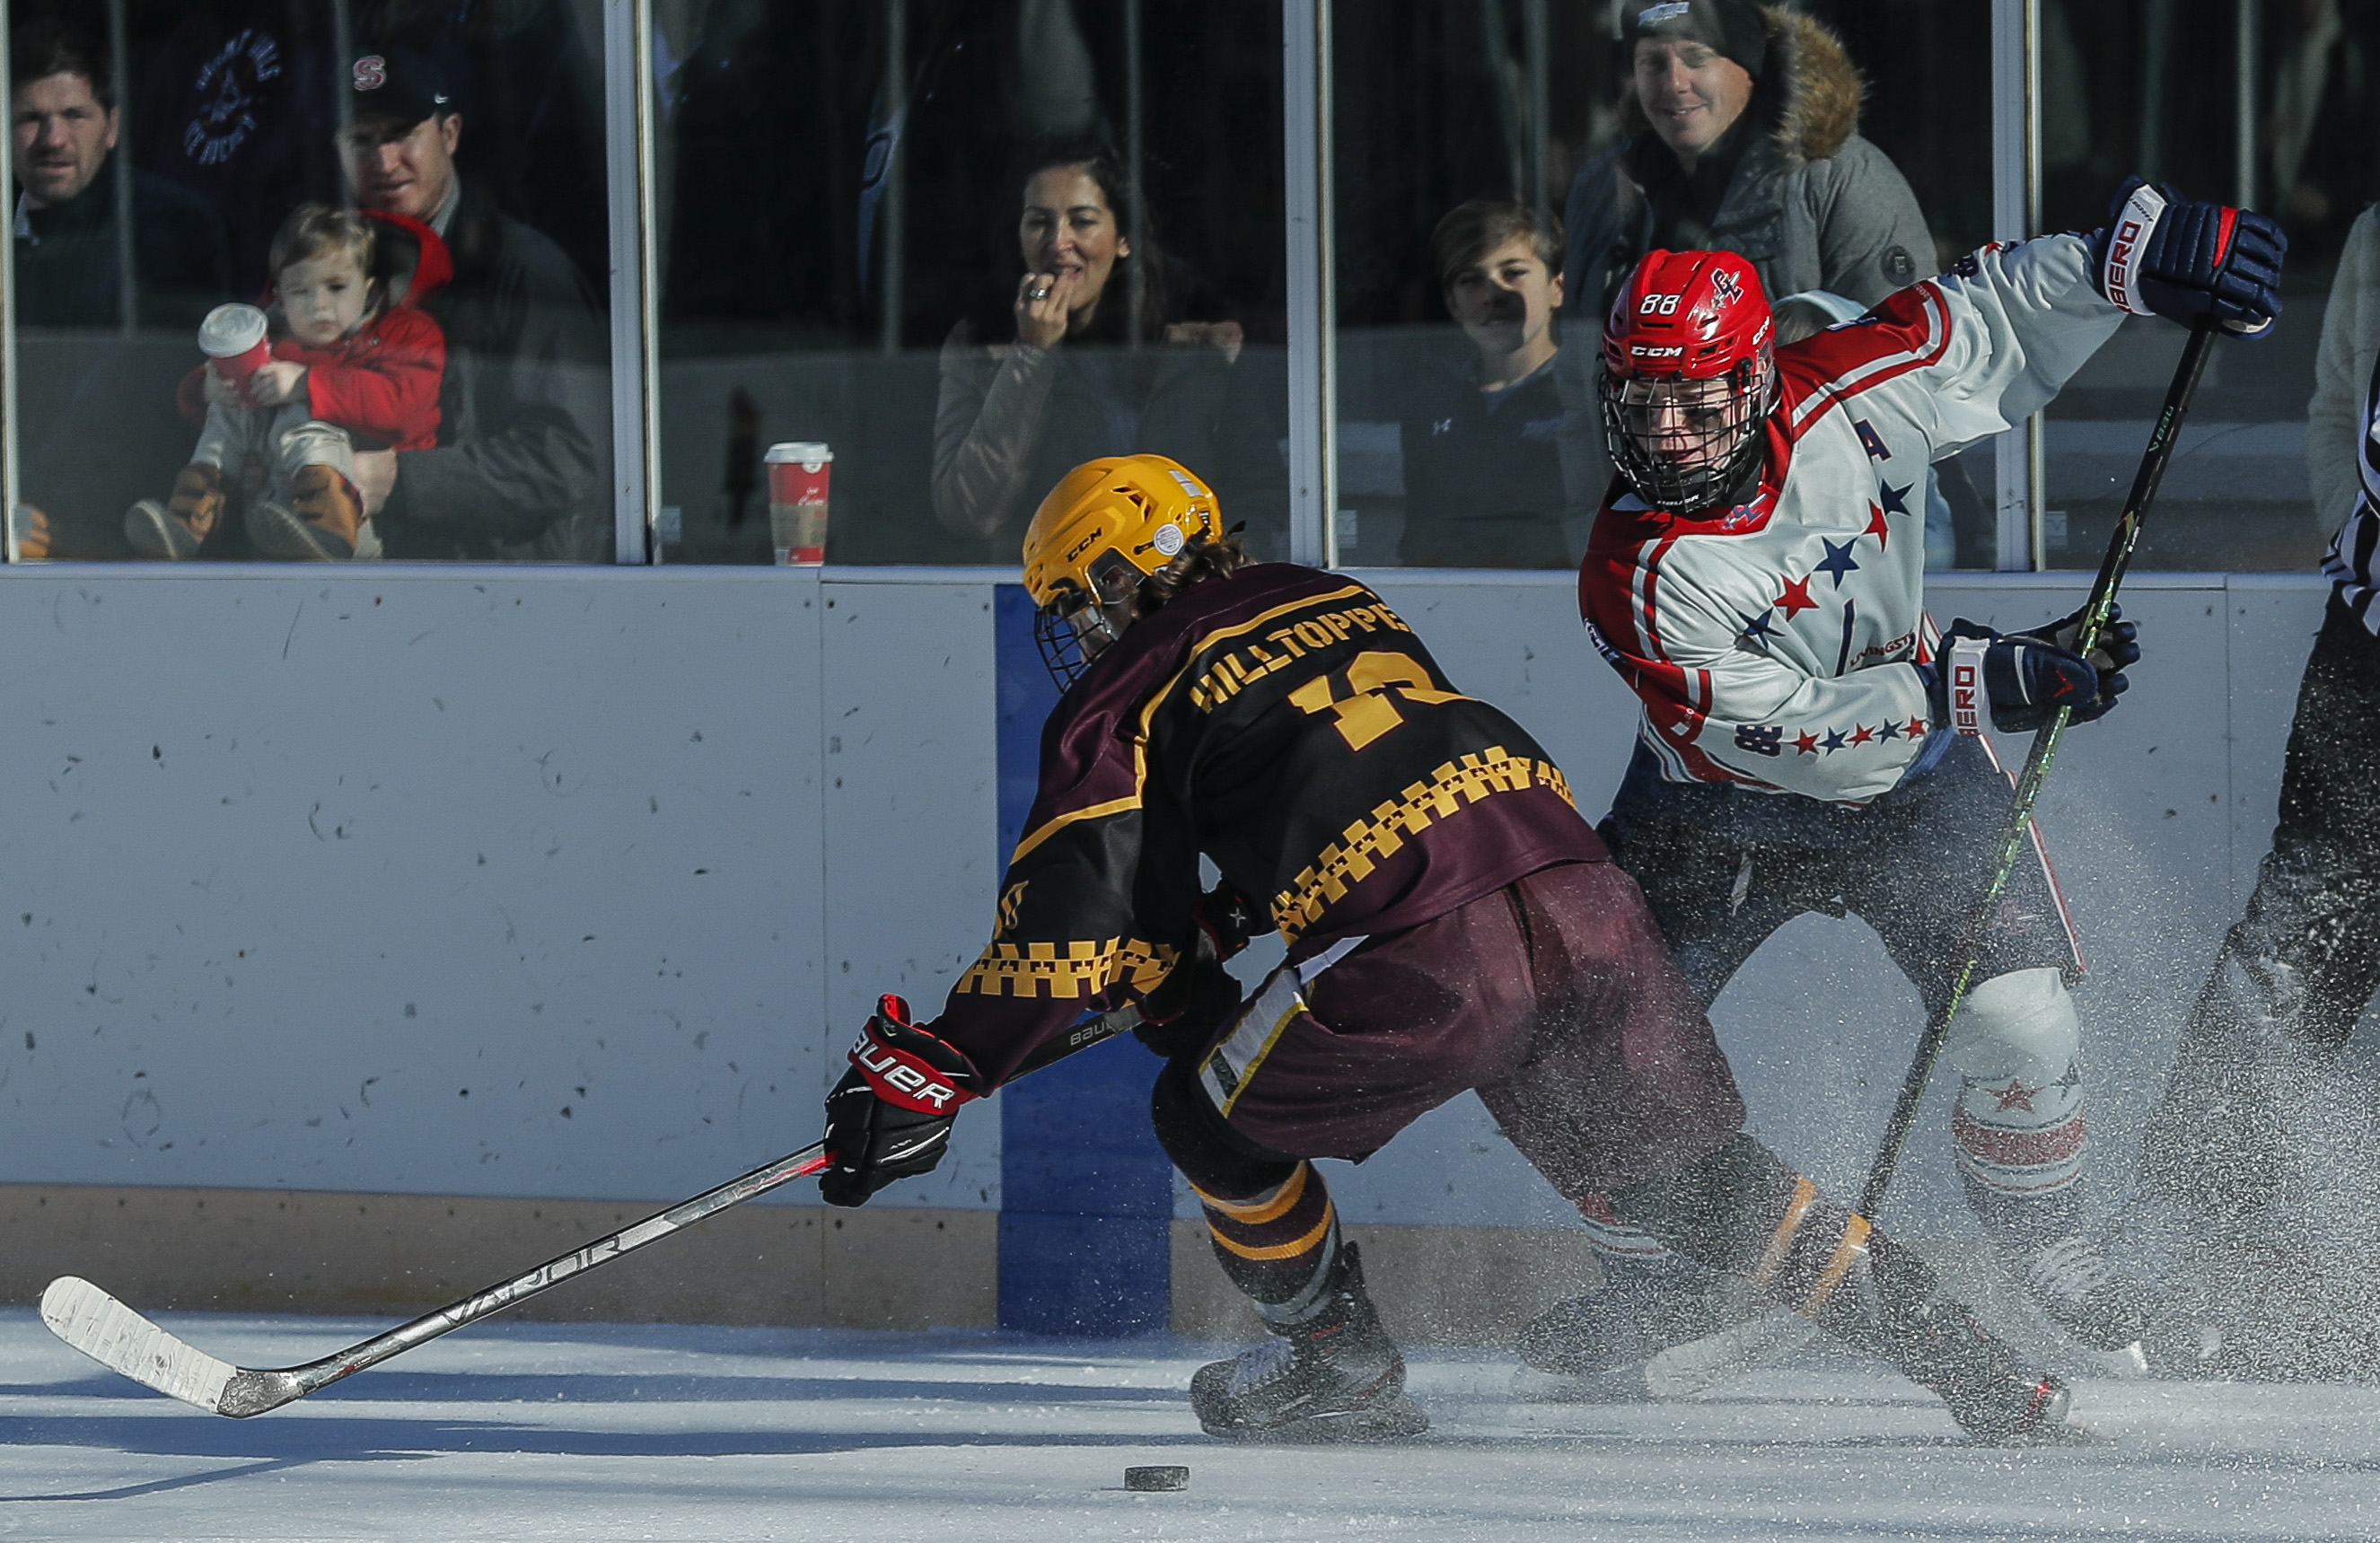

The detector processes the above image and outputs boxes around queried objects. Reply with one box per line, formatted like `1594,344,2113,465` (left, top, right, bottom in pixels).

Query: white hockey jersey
1579,234,2127,803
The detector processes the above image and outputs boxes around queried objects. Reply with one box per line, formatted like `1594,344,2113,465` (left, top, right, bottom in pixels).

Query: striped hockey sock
1610,1135,1882,1328
1953,1059,2086,1243
1192,1161,1342,1318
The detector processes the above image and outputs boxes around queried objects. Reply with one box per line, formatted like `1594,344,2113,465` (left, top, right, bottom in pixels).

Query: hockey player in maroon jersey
814,450,2075,1444
1534,182,2283,1385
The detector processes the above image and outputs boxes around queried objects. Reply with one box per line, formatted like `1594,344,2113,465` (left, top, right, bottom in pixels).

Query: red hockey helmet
1599,249,1777,513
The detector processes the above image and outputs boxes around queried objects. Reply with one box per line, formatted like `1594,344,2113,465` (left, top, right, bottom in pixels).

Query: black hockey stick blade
44,1000,1148,1415
1856,317,2219,1221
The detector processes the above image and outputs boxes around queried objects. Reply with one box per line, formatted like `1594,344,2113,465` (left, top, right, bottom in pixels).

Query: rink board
0,565,2330,1331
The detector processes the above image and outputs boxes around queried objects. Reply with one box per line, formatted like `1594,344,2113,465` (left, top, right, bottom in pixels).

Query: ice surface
3,1305,2374,1542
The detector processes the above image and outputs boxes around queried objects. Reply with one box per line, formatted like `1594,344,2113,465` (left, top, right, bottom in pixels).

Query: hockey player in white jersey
1522,180,2285,1387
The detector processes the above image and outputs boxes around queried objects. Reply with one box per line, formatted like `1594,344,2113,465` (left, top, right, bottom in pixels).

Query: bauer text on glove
819,995,983,1207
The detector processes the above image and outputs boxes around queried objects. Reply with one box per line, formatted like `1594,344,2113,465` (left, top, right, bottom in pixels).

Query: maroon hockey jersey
927,563,1606,1087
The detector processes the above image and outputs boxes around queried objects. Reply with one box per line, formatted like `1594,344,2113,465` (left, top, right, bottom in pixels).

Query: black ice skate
1871,1284,2073,1443
1190,1243,1427,1442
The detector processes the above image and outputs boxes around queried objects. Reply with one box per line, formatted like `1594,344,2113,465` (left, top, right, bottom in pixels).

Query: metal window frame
1991,0,2042,573
1283,0,1335,568
603,0,661,565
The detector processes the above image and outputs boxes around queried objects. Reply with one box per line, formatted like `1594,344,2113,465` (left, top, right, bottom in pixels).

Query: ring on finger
1028,285,1051,301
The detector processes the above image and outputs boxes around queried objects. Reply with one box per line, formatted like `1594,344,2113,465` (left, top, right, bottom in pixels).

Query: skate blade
1203,1390,1429,1443
1510,1363,1655,1404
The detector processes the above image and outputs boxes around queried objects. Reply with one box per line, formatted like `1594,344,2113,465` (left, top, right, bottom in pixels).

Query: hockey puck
1124,1465,1190,1492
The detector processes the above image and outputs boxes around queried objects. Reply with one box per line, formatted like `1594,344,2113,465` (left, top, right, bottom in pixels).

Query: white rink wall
0,565,2330,1248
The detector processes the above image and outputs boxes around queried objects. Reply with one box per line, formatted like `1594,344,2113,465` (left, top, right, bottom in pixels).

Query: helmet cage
1031,551,1144,691
1599,349,1774,513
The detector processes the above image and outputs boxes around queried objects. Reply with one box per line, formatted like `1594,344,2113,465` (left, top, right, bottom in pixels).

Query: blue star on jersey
1878,479,1916,519
1814,538,1860,586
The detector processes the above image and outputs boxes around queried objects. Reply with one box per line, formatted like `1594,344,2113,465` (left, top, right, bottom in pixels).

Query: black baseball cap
1620,0,1769,81
347,45,461,127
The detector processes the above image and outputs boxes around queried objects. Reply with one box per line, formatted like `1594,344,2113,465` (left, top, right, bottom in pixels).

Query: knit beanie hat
1620,0,1769,81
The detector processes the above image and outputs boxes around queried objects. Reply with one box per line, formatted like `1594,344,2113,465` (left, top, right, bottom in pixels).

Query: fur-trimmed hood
1613,5,1863,169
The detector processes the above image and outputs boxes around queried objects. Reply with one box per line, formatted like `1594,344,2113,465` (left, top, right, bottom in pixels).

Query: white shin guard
1946,968,2087,1208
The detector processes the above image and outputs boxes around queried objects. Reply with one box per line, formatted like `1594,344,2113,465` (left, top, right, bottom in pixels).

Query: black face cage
1599,357,1774,513
1033,602,1098,692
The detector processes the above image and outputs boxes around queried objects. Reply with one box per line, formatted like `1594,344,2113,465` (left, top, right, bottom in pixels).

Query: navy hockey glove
820,995,982,1207
1926,618,2121,735
1134,881,1258,1059
2090,177,2285,338
2016,600,2140,684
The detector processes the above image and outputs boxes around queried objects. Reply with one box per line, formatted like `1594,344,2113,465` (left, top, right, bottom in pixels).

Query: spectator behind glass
127,204,450,564
932,137,1243,561
1563,1,1932,320
10,19,235,559
1558,2,1951,558
10,20,233,328
1397,199,1578,569
335,44,609,561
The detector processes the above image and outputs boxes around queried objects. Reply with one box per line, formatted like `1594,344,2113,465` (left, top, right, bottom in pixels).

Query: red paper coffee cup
765,442,832,565
198,302,272,386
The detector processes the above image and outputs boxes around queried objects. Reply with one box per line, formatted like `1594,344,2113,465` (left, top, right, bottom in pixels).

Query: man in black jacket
9,21,235,558
338,46,609,561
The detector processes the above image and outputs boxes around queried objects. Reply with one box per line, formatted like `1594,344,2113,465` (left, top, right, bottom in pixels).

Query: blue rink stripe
992,584,1173,1336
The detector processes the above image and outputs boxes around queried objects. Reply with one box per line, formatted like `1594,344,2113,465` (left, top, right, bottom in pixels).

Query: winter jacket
11,151,234,329
378,180,610,562
932,320,1234,562
176,210,452,452
1560,7,1935,324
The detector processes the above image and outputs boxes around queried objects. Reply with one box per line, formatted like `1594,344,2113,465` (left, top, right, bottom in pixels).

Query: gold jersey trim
1006,583,1377,868
953,935,1180,1000
1269,746,1577,940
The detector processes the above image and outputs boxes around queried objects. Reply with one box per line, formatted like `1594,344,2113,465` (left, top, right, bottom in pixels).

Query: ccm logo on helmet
849,1037,965,1111
1631,344,1684,358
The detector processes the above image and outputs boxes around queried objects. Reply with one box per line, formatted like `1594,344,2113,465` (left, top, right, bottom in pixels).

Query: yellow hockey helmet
1020,454,1225,687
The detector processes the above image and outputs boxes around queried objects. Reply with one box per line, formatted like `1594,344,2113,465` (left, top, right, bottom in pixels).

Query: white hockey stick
45,1002,1148,1416
43,1138,830,1416
1513,1307,1820,1405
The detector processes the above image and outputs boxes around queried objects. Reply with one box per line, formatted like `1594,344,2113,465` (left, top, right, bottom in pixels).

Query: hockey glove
2089,176,2285,338
2015,600,2140,683
1134,881,1260,1059
1926,619,2118,735
820,995,983,1208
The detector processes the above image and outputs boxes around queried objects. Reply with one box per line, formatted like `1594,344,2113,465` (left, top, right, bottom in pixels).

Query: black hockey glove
2016,600,2140,681
1133,881,1260,1059
820,995,983,1208
1924,618,2121,735
2089,176,2285,338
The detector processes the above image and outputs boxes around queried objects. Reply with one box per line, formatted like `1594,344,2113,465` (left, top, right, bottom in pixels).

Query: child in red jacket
127,203,449,560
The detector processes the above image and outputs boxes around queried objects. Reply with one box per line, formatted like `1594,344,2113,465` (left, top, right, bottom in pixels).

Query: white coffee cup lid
198,302,269,357
765,442,834,465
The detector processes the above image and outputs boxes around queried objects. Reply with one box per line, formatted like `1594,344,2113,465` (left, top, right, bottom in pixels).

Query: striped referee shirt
2322,344,2380,633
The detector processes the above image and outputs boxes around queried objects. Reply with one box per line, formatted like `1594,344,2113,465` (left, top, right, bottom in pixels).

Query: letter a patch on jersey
1854,418,1893,461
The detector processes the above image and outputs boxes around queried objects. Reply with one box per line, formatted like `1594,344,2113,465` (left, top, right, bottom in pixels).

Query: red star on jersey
1989,1079,2039,1113
1865,504,1891,546
1906,716,1927,738
1773,574,1816,618
1850,723,1875,745
1795,731,1818,755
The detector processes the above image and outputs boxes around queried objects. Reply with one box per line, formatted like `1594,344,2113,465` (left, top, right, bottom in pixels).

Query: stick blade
40,1276,241,1414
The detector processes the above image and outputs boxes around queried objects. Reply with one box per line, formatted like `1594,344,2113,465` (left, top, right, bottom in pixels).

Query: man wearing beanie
1561,1,1932,321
